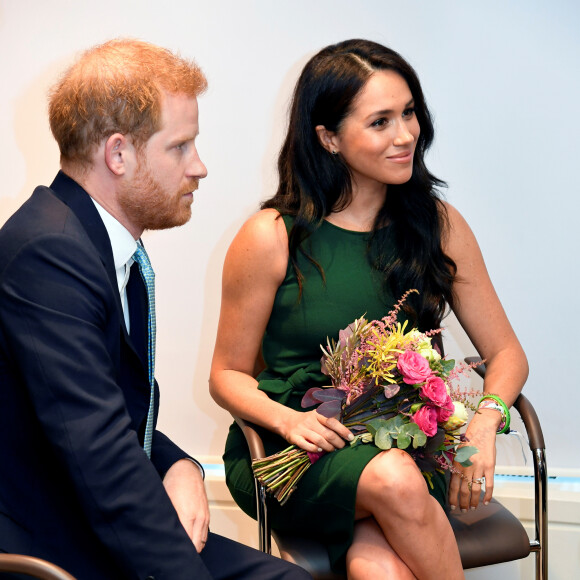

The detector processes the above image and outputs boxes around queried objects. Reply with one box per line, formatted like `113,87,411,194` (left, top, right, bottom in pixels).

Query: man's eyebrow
167,133,198,146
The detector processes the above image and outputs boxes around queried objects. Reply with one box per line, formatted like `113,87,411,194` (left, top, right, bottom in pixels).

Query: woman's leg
353,449,464,580
346,517,416,579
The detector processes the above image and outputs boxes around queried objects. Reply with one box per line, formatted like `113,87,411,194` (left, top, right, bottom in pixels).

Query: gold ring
472,477,485,485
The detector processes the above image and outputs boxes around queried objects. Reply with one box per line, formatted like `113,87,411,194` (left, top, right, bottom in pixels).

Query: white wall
1,0,579,475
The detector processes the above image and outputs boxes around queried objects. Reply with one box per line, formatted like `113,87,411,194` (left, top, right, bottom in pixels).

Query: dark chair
233,357,547,580
0,554,76,579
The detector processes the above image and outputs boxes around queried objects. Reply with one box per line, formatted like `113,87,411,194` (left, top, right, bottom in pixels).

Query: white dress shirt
91,199,137,331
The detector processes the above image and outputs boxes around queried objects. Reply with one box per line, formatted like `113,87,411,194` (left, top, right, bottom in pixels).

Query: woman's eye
371,117,387,128
403,107,415,119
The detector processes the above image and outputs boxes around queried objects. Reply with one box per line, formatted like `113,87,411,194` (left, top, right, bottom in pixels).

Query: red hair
48,38,207,166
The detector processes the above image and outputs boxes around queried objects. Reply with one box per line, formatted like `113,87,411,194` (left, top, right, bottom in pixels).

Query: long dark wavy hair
262,39,456,330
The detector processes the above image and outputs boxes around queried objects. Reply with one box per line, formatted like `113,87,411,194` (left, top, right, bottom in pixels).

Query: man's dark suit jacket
0,172,212,579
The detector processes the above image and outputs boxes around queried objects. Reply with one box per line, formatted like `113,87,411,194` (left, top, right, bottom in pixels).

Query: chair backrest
0,554,77,580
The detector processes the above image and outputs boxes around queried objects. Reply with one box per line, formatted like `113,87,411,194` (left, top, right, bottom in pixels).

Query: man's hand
163,459,209,552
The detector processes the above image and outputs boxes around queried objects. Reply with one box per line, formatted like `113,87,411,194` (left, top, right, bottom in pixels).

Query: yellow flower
443,401,469,431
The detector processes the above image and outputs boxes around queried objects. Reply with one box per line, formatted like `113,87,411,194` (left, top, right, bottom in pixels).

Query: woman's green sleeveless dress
223,217,447,572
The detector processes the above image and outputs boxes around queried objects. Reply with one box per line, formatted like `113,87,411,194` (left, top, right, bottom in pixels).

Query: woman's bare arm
209,209,351,453
443,202,528,510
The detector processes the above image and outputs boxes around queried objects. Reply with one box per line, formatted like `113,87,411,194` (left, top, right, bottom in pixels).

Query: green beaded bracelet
478,394,511,434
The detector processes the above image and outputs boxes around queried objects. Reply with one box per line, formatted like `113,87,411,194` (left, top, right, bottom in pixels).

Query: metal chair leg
255,478,271,554
513,394,548,580
530,448,548,580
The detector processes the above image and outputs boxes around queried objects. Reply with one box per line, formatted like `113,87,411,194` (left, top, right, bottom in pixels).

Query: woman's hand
282,409,354,453
448,408,500,511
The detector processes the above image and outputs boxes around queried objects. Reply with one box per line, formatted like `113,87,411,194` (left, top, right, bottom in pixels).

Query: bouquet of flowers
252,290,480,505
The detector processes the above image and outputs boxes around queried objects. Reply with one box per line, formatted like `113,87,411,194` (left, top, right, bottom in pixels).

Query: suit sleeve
0,230,212,580
152,431,205,479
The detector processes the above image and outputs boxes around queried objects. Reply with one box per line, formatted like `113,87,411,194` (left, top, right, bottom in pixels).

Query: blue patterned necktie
132,244,156,458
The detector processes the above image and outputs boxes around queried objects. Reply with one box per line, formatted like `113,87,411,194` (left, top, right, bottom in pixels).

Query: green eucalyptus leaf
385,415,406,429
397,423,426,449
374,428,393,450
455,445,478,466
415,433,428,448
397,433,411,449
440,359,456,374
408,425,427,448
366,418,386,436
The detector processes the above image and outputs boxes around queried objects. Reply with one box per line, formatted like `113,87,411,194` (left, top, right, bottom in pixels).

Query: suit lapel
50,172,120,305
48,171,144,364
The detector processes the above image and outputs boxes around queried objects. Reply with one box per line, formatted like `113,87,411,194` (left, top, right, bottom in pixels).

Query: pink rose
420,377,454,422
413,404,438,437
397,350,432,384
437,395,454,422
420,376,448,405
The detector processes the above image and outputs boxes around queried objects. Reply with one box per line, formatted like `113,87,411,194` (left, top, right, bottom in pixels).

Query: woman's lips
387,151,413,163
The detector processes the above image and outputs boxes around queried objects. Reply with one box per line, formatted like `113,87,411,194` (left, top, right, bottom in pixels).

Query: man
0,39,310,580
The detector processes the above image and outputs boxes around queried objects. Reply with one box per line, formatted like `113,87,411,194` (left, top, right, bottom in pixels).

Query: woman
210,39,528,579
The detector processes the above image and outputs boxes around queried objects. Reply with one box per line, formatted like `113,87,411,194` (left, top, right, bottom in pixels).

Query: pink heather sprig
423,327,444,344
336,343,374,404
423,328,443,337
447,388,482,412
446,360,479,383
380,288,419,328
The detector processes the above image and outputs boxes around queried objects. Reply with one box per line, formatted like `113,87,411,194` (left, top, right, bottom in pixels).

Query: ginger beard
118,155,197,232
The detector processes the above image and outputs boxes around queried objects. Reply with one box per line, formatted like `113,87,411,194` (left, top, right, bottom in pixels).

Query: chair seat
272,531,345,580
273,497,531,578
449,498,531,568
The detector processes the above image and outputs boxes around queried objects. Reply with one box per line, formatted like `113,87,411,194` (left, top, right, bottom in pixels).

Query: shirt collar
90,198,137,268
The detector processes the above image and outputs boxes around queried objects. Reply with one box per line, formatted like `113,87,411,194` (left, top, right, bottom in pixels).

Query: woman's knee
356,450,429,514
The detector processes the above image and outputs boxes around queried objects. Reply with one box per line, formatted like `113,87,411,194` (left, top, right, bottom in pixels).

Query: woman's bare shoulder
235,207,285,240
225,208,289,285
439,201,479,257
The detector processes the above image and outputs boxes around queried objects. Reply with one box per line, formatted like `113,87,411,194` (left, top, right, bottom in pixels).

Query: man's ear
315,125,339,154
104,133,132,176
